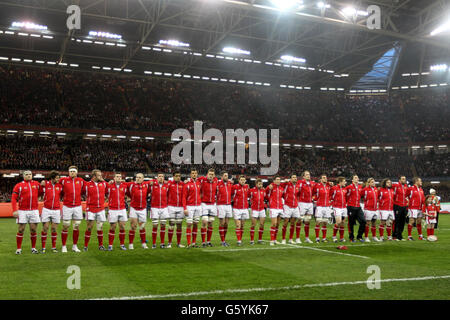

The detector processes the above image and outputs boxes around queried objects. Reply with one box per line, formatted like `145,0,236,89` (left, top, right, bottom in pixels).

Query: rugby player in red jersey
266,176,283,246
362,178,380,242
249,179,266,244
231,175,250,246
312,174,332,243
297,171,315,243
330,177,347,243
199,169,218,247
378,178,395,241
217,171,233,247
107,172,129,251
149,173,169,249
183,169,202,248
406,177,426,241
281,174,300,244
167,172,185,248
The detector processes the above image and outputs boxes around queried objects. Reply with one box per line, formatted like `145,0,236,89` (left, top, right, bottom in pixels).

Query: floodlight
430,21,450,36
11,21,47,30
270,0,303,10
222,47,251,55
280,55,306,63
159,39,190,47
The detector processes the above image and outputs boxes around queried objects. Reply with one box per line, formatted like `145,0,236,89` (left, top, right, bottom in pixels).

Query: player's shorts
16,210,40,224
62,205,83,221
201,203,217,217
41,208,61,223
86,210,106,222
129,207,148,223
186,205,201,220
233,208,250,220
251,209,266,219
283,205,300,219
315,206,332,219
408,209,422,219
333,207,348,218
426,216,437,224
364,210,380,221
269,208,283,218
298,202,314,216
151,207,169,221
168,206,185,220
108,209,128,223
379,210,395,221
217,205,233,219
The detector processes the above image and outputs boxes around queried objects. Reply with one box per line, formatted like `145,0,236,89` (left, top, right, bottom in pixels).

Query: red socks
408,224,413,237
30,232,37,249
16,232,23,250
176,228,182,245
417,224,422,236
73,229,79,245
339,226,345,239
333,224,338,237
250,226,255,241
186,226,192,245
97,230,104,246
258,226,264,241
289,224,295,240
84,230,91,247
365,225,370,238
295,222,301,239
371,226,377,237
168,228,174,244
315,225,320,238
159,225,165,244
304,224,310,238
61,230,68,246
207,226,213,242
379,225,385,238
152,226,158,245
119,230,125,246
386,226,392,237
201,227,207,243
282,226,287,240
41,232,47,249
109,230,115,246
219,226,225,242
192,225,198,244
321,226,327,239
51,232,57,249
129,229,136,245
270,227,276,241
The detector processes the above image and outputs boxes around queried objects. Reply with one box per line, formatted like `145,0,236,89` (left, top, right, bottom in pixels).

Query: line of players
11,166,439,254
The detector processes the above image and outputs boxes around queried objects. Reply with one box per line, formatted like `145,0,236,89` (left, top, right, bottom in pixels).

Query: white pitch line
284,243,370,259
204,243,382,253
91,275,450,300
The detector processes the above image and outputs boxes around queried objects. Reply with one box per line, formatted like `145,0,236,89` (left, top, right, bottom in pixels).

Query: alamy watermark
171,121,279,175
366,265,381,289
66,265,81,290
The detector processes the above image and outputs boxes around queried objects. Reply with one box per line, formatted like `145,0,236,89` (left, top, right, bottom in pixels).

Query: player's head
157,172,165,184
135,173,144,184
23,170,32,181
239,175,246,185
351,174,359,184
273,176,281,185
91,169,102,182
114,172,122,183
256,178,263,189
290,174,297,184
49,170,60,183
302,171,310,181
381,178,391,188
399,175,406,184
430,188,436,195
366,178,375,187
320,174,327,183
337,176,346,187
413,177,422,187
207,168,215,180
221,171,228,182
173,171,181,182
68,165,78,178
190,168,198,180
425,195,433,205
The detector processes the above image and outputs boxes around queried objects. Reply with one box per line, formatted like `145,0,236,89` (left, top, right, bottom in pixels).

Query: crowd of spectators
1,65,449,143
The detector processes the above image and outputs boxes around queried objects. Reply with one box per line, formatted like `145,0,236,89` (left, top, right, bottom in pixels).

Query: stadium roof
0,0,449,90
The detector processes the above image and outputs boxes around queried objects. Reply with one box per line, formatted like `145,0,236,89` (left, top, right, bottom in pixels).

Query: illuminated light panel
222,47,251,55
12,21,47,30
281,55,306,63
89,31,121,39
159,39,189,47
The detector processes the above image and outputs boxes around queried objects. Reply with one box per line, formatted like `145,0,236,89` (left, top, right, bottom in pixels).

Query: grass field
1,216,449,300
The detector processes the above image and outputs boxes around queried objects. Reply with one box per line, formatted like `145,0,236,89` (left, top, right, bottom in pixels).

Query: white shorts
186,206,201,220
315,206,332,219
201,203,217,217
251,209,266,219
426,216,437,224
129,207,148,223
108,209,128,223
380,210,395,221
217,205,233,219
298,202,314,216
16,210,40,224
62,205,83,221
283,205,300,219
168,206,184,220
333,207,348,218
87,210,106,222
408,209,423,219
233,208,250,220
269,208,283,218
151,207,169,221
365,210,380,221
41,208,61,223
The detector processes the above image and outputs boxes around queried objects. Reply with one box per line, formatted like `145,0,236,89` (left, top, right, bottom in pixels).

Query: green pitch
1,216,449,300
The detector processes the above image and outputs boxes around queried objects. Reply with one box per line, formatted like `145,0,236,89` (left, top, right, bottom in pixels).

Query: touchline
171,121,280,175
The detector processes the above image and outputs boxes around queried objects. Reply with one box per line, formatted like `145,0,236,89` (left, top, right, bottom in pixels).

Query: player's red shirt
406,185,425,211
429,195,441,212
60,176,85,207
127,182,150,210
425,204,438,219
232,184,249,209
265,183,284,209
182,178,202,209
249,187,266,211
282,182,299,208
313,182,331,207
216,180,233,205
149,181,169,208
107,182,128,210
199,176,218,204
40,180,62,210
11,180,40,211
167,180,184,207
362,186,378,211
297,179,315,203
330,185,346,209
378,187,394,211
345,183,363,207
392,182,408,207
83,180,108,213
